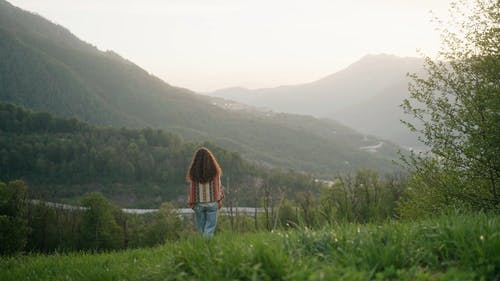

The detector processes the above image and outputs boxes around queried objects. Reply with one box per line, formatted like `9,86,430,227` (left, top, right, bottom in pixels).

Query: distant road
31,200,264,217
127,207,264,217
359,142,384,152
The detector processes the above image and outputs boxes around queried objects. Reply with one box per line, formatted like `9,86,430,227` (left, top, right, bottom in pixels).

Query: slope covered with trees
0,103,323,207
0,0,400,175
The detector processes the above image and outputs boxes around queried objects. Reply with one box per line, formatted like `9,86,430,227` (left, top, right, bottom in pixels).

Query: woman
186,147,224,237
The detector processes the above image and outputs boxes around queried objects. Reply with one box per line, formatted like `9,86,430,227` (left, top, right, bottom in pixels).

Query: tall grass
1,213,498,281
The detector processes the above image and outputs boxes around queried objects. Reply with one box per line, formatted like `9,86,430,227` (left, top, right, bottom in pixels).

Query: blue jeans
193,202,219,237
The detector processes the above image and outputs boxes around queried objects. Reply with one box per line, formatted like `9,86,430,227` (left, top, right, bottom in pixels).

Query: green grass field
1,213,498,281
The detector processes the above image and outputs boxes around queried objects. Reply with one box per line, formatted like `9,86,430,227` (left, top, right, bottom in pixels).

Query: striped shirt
187,176,224,205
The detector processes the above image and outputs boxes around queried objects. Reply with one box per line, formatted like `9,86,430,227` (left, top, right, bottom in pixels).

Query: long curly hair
186,147,222,183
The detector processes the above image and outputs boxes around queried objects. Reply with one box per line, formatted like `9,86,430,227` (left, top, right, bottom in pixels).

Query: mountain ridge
209,54,425,149
0,0,402,175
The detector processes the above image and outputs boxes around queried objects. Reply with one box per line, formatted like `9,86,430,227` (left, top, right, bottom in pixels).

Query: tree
296,191,318,227
80,192,122,250
0,180,30,255
144,202,183,246
400,0,499,216
26,202,58,253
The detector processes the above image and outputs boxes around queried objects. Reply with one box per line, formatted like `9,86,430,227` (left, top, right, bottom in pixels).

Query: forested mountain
210,54,425,149
0,0,401,175
0,103,322,207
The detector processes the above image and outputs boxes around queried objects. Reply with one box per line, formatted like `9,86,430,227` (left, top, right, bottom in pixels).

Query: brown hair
186,147,222,183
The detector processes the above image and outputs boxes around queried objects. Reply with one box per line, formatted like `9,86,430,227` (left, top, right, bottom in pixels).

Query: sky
9,0,453,92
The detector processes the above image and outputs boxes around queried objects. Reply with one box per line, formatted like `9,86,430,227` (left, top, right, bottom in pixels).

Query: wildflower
480,235,484,241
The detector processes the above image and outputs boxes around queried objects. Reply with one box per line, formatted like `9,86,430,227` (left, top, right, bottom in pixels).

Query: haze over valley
0,0,452,206
0,0,418,209
208,54,426,150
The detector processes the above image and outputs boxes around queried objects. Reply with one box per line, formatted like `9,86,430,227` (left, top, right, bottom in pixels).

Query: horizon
8,0,452,92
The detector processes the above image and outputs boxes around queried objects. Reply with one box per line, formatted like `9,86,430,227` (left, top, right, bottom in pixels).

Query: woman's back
186,147,224,237
190,177,222,203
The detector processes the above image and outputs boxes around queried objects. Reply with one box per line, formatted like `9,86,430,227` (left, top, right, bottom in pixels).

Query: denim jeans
193,202,218,237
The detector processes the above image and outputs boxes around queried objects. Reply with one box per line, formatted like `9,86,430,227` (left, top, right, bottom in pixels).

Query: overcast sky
9,0,453,92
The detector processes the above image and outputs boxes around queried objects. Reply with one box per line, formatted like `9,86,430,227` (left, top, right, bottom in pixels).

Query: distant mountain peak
207,54,424,149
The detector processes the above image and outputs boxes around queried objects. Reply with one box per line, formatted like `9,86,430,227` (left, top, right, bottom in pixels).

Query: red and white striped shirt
187,176,224,206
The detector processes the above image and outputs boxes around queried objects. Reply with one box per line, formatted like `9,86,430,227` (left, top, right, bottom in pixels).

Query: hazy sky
9,0,453,92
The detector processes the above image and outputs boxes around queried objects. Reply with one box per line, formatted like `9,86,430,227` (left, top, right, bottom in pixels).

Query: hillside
0,0,402,175
0,103,323,207
210,54,425,149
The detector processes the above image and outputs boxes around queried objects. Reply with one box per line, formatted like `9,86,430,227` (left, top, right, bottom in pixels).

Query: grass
1,213,498,281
